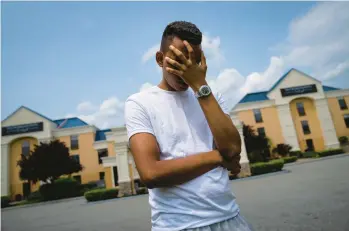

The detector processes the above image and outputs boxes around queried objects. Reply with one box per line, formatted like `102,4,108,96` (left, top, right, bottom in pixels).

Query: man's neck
158,78,175,91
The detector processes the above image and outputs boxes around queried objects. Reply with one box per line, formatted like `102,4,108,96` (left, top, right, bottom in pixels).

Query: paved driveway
2,155,349,231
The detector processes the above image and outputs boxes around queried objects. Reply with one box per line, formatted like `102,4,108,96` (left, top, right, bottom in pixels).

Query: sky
2,1,349,129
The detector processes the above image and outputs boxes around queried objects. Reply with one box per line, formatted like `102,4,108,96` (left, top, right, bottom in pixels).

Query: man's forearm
143,150,222,189
197,88,241,156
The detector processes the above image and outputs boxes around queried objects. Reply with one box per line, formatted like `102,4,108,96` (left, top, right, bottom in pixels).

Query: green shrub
318,149,343,157
1,196,11,208
84,188,119,202
272,143,292,157
302,151,318,158
39,177,80,201
136,187,148,195
290,151,303,158
250,159,284,176
283,156,298,164
27,191,42,201
339,136,348,145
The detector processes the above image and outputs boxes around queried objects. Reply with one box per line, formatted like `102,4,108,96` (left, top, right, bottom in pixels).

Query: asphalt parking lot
2,155,349,231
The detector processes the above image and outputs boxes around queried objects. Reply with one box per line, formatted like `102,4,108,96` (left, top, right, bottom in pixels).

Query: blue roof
322,85,340,92
239,91,269,103
95,129,112,141
54,117,89,129
238,68,341,104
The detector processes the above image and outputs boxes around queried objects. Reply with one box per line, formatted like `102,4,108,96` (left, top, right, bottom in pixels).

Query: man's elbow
141,171,157,189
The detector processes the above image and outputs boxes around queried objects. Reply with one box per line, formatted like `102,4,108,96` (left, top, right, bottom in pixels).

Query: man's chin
175,83,189,91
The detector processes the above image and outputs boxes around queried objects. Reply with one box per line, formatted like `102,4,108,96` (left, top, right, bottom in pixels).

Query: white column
110,167,116,187
1,144,10,196
315,99,340,149
276,104,300,151
115,142,131,184
231,114,251,177
128,151,140,180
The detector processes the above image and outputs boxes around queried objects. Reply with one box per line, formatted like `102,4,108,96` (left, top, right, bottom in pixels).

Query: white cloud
201,34,224,67
77,101,96,113
276,2,349,80
142,44,160,64
140,82,154,92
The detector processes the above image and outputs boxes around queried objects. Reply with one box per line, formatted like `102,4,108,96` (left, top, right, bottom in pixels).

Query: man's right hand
221,154,241,176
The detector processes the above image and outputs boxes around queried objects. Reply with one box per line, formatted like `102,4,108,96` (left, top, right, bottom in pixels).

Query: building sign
2,122,44,136
280,84,318,97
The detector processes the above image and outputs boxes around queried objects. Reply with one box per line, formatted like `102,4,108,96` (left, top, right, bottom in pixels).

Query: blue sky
2,2,349,128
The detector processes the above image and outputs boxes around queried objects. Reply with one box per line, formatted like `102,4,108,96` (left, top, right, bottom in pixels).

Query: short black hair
160,21,202,51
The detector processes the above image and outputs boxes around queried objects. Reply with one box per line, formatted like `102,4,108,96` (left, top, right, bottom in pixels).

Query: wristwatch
195,85,212,98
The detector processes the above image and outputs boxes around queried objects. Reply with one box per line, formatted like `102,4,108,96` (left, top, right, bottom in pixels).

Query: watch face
201,86,211,96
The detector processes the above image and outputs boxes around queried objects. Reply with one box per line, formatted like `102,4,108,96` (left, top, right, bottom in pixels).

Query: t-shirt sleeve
215,92,230,115
124,98,155,141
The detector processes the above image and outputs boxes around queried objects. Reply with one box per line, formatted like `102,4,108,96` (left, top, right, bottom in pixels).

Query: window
99,172,105,180
306,139,314,152
301,120,311,135
71,155,80,165
253,109,263,123
344,114,349,128
338,97,348,110
73,175,81,184
98,149,108,164
70,135,79,150
257,127,266,137
296,102,306,116
22,141,30,156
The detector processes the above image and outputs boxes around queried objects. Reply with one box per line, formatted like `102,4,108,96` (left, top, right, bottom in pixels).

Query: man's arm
129,133,223,189
198,93,241,159
166,42,241,160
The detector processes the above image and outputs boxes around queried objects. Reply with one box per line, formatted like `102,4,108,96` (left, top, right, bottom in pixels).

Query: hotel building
1,68,348,199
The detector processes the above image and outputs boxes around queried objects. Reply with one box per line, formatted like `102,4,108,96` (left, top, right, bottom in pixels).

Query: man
125,21,254,231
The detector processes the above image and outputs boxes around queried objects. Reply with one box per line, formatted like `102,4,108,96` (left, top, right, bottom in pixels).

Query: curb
285,153,349,167
231,169,291,182
2,196,84,211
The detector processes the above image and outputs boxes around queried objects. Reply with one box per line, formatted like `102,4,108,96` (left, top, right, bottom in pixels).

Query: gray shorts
183,214,255,231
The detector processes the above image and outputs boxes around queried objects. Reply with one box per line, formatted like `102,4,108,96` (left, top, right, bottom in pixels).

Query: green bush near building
1,196,11,208
302,151,318,158
84,188,119,202
250,159,285,176
39,178,80,201
283,156,298,164
317,148,343,157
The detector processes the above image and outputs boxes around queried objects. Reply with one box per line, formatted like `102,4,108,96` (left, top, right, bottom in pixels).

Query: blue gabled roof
238,68,342,104
322,85,340,92
95,129,112,141
54,117,89,129
2,106,55,123
239,91,269,103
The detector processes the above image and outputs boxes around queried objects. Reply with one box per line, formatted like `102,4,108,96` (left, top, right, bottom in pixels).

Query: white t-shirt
124,86,239,231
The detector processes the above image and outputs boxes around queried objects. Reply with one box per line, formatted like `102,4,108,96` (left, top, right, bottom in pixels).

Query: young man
125,21,254,231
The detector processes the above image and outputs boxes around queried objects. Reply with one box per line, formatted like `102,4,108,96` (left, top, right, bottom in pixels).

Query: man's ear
156,51,164,68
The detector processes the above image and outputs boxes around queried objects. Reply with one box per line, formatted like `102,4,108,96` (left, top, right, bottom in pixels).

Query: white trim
232,100,275,112
111,167,115,187
101,156,117,167
52,125,96,137
325,89,349,98
93,141,108,150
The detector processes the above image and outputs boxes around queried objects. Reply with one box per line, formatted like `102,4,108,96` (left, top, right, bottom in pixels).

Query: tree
272,143,292,157
242,124,270,163
17,140,83,184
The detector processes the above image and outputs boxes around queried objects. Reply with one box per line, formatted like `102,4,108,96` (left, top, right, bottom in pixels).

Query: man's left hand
165,41,208,91
222,154,241,176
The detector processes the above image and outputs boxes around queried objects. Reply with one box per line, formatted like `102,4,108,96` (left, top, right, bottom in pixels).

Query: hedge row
283,156,298,164
317,148,343,157
1,196,11,208
250,159,284,176
84,188,119,202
